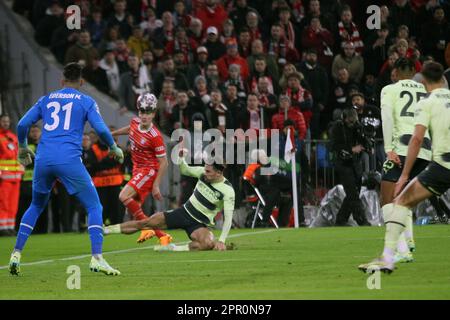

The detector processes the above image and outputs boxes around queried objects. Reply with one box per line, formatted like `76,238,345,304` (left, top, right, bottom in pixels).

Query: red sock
154,229,167,238
123,198,147,221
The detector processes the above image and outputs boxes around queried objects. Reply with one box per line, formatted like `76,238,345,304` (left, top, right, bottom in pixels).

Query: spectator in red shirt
271,95,306,140
284,73,313,129
195,0,228,33
379,40,422,75
301,17,335,70
216,38,250,81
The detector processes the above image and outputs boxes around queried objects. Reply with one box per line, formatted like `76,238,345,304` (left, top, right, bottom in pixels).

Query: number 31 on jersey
44,101,73,131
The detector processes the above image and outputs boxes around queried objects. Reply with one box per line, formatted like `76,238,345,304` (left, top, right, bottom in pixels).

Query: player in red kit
112,93,172,244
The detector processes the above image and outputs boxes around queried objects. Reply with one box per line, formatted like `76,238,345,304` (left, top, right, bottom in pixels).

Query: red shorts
127,168,157,202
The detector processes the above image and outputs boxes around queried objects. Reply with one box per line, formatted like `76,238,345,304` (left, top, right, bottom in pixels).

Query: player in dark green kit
105,151,235,251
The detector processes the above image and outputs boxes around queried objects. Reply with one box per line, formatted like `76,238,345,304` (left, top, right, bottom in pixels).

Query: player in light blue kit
9,63,124,276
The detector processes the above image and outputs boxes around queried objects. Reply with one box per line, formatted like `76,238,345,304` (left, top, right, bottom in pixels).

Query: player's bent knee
147,212,166,228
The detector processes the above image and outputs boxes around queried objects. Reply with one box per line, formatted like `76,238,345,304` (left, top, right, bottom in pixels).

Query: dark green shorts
417,161,450,196
164,206,207,239
382,156,429,182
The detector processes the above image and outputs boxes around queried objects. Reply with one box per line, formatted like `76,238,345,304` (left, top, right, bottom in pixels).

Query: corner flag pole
291,151,299,228
286,128,299,228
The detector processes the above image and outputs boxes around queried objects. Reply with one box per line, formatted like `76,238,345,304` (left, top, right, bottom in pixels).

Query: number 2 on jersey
400,91,427,117
44,102,73,131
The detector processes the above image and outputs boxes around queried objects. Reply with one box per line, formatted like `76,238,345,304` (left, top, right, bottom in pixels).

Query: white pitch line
0,228,283,270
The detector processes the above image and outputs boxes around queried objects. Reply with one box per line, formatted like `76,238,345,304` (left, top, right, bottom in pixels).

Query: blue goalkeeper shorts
33,160,96,195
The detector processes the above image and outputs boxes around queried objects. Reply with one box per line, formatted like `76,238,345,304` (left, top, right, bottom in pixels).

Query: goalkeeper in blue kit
9,63,124,276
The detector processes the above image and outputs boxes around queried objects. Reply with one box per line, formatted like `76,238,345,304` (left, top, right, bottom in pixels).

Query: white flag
284,127,295,163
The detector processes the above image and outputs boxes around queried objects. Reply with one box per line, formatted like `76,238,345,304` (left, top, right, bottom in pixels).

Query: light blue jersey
17,87,114,165
14,86,114,257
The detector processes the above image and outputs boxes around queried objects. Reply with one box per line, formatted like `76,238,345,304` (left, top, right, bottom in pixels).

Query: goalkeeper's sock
87,207,104,256
15,191,49,251
104,224,121,234
123,198,147,221
382,204,409,264
154,229,167,238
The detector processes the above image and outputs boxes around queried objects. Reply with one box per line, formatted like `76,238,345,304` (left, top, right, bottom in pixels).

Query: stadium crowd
2,0,450,234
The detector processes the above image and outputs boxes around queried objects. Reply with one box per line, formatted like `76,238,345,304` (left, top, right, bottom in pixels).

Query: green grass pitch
1,226,450,299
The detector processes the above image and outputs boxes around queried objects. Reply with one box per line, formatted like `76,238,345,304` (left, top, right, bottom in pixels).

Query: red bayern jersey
129,118,166,172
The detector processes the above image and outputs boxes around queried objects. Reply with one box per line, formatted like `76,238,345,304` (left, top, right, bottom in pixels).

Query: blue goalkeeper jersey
17,87,114,165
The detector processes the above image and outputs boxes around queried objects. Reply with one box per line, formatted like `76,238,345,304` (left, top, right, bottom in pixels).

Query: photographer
329,108,370,226
351,92,384,172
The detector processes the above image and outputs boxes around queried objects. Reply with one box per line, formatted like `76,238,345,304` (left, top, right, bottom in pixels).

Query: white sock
93,254,103,260
173,244,190,251
404,212,414,242
104,224,121,235
382,204,409,263
397,233,409,254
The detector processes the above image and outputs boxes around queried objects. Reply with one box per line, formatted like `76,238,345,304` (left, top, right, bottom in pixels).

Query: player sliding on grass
111,93,172,245
359,62,450,274
105,150,235,251
9,63,123,276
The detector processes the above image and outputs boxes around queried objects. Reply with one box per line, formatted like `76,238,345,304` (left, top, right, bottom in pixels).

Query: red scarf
281,21,295,48
338,21,364,53
287,87,306,103
287,87,312,126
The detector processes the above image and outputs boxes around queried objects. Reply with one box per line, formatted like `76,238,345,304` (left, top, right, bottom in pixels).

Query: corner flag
285,127,299,228
284,126,296,163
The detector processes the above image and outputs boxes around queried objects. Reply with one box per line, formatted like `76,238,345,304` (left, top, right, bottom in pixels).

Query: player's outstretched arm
152,156,168,200
216,191,236,251
111,125,130,137
178,155,205,178
87,102,124,163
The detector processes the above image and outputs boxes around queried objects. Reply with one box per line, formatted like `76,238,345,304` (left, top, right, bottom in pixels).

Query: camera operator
351,92,384,172
329,108,370,226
